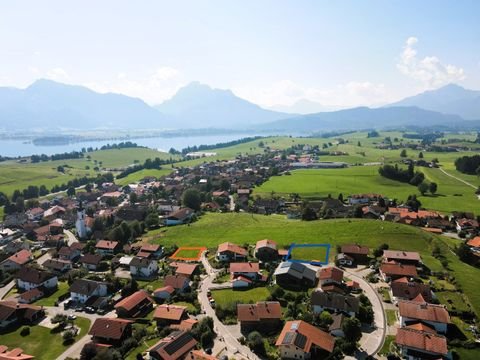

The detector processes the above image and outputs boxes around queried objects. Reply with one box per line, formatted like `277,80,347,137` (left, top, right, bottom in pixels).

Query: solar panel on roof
163,332,194,355
294,333,307,349
290,322,299,330
282,331,296,345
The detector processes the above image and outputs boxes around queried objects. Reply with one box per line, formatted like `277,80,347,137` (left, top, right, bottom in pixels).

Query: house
311,291,359,317
237,301,282,333
336,253,355,267
153,285,175,301
95,240,121,255
328,313,348,337
137,244,163,259
164,275,190,293
172,262,198,279
58,246,82,261
80,254,103,271
130,257,158,278
398,300,450,334
0,301,44,329
89,318,133,346
0,346,34,360
348,193,382,205
148,331,198,360
216,242,248,262
380,263,418,282
186,350,217,360
43,205,66,221
467,236,480,252
16,267,58,291
276,320,335,360
0,250,32,271
69,279,108,304
456,218,479,233
255,239,279,262
115,290,153,318
26,207,45,221
18,287,45,304
395,327,448,360
229,262,260,280
390,278,433,304
340,244,369,264
153,305,188,326
383,250,421,266
273,261,318,288
318,267,343,286
232,275,253,288
42,258,72,273
165,207,194,226
212,190,229,198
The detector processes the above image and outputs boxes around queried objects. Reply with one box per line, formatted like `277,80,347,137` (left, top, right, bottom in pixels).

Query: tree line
180,136,264,155
455,155,480,175
31,151,85,163
378,163,425,185
116,157,176,179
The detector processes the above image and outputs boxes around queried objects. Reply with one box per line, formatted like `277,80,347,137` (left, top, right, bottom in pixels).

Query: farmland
146,212,480,316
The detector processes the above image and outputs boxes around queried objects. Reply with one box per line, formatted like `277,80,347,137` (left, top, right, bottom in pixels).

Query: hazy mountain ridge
154,82,293,128
388,84,480,120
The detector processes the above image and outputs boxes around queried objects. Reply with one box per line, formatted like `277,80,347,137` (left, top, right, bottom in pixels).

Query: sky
0,0,479,109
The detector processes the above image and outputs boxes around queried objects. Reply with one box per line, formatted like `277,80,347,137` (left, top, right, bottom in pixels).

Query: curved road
343,267,386,356
199,252,260,360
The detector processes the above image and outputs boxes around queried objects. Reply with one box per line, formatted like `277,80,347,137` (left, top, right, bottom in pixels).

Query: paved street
0,280,14,300
199,252,259,360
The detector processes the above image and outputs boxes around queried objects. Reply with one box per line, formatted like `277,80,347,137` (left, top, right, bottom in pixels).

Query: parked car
68,313,77,320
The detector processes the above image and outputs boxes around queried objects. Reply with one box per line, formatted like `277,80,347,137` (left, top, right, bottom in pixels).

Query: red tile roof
5,250,31,265
398,301,450,324
153,305,187,321
164,275,189,290
187,349,217,360
95,240,119,250
467,236,480,248
0,346,34,360
406,322,437,334
148,331,197,360
154,286,175,295
341,244,369,255
174,263,198,277
396,327,448,355
237,301,282,322
383,250,421,262
380,263,418,277
217,242,247,256
319,267,344,282
230,262,259,274
276,320,335,353
255,239,277,251
89,318,132,340
114,290,152,312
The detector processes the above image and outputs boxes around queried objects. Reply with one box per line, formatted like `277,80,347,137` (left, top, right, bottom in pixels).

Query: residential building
390,278,433,304
0,250,32,272
398,301,450,334
311,291,359,317
318,267,344,286
396,327,448,360
165,207,194,226
340,244,369,264
380,263,418,282
153,285,175,301
0,346,34,360
229,262,260,280
172,262,198,279
129,257,158,278
148,331,198,360
69,279,108,304
216,242,248,262
153,305,188,326
89,318,133,347
42,258,72,273
255,239,279,262
95,240,121,255
273,262,318,288
237,301,282,333
383,250,421,266
16,267,58,291
0,301,44,329
164,275,190,293
115,290,153,318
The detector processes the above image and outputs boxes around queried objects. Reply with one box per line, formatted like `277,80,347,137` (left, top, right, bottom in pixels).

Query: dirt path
438,168,477,190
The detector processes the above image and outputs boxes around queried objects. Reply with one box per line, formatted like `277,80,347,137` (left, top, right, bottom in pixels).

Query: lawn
170,247,205,261
126,337,160,360
115,168,173,186
34,281,70,306
172,301,198,313
378,335,396,356
137,278,164,292
0,316,90,360
145,213,480,317
385,309,397,326
436,291,472,314
254,167,479,214
289,244,329,264
211,287,271,307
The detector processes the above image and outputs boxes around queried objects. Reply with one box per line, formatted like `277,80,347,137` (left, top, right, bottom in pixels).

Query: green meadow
145,212,480,316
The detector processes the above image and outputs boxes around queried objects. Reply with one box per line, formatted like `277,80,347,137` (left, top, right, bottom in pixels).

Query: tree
337,193,344,202
145,212,159,229
357,141,361,147
302,206,317,221
182,189,201,211
67,186,76,197
317,311,333,329
419,151,424,159
342,317,362,343
429,182,438,195
418,182,429,195
129,192,138,204
456,242,472,263
63,330,75,344
247,331,265,355
400,149,407,157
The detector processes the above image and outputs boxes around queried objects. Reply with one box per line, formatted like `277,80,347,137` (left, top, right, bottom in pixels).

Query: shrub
20,326,30,336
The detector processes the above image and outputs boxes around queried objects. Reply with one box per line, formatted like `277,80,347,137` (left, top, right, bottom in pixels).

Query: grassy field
254,167,479,213
378,335,396,355
289,245,329,263
145,212,480,316
0,316,90,360
115,168,174,186
0,148,173,196
34,281,70,306
436,291,472,314
385,309,397,326
211,287,271,307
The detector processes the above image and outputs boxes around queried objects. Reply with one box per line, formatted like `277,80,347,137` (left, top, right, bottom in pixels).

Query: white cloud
397,37,465,88
84,66,185,104
46,67,70,81
233,80,391,108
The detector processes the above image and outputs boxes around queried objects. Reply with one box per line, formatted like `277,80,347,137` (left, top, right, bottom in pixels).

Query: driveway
64,229,79,246
0,280,14,300
343,266,386,357
199,252,259,360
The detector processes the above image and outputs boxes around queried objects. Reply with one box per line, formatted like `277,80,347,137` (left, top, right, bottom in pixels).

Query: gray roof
311,291,359,313
273,262,317,282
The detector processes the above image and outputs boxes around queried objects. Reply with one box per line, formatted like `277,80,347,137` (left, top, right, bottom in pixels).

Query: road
438,167,477,190
0,280,15,300
343,266,386,357
199,252,259,360
64,229,79,246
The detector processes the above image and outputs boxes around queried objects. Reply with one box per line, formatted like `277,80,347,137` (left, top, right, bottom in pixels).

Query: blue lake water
0,134,263,157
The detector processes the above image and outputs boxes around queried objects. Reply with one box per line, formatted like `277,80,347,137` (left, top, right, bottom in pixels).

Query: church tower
75,202,87,239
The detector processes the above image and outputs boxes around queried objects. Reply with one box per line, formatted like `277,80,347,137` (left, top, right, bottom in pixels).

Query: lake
0,133,263,157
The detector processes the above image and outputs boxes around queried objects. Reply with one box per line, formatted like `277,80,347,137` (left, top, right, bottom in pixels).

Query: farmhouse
274,261,317,288
115,290,153,318
16,267,58,291
229,262,260,280
216,242,248,262
398,301,450,334
311,291,359,316
380,263,418,282
237,301,282,333
276,320,335,360
395,327,448,360
89,318,133,347
148,331,198,360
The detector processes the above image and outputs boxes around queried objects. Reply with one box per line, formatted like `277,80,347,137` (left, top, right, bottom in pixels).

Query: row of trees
378,163,425,185
455,155,480,175
31,151,84,163
116,157,176,179
181,136,263,155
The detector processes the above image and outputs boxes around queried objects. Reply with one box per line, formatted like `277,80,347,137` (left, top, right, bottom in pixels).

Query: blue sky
0,0,479,107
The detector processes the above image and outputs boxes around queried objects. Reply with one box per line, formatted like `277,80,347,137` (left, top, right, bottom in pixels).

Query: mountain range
0,79,478,132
